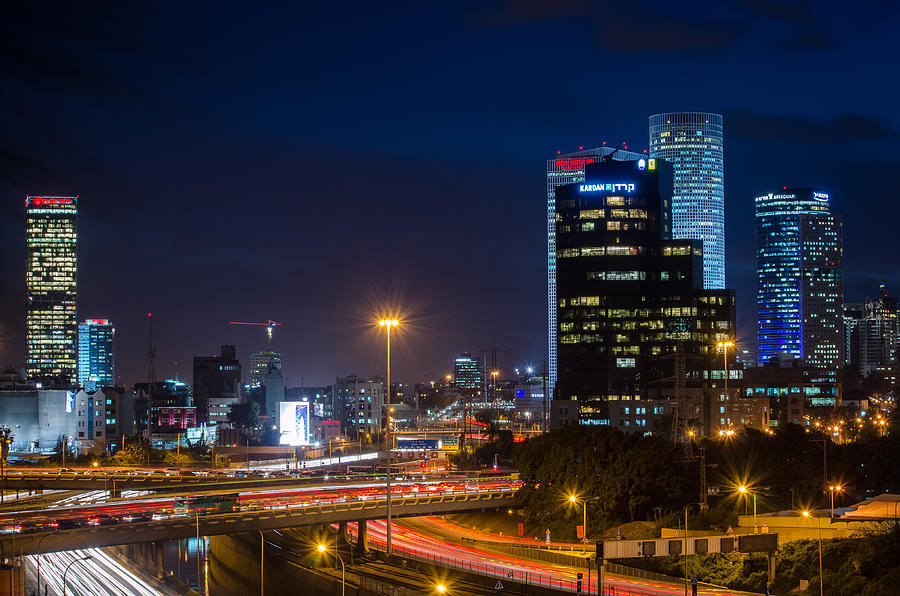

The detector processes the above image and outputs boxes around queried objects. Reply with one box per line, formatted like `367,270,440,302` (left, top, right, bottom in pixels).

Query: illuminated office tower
453,352,483,390
649,113,725,289
26,195,78,386
78,319,115,391
756,189,843,374
249,350,282,386
547,146,643,397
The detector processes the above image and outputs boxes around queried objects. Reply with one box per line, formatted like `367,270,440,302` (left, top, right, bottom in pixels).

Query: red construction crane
229,320,282,345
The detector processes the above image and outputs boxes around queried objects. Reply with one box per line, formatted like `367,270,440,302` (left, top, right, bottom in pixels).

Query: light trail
28,548,163,596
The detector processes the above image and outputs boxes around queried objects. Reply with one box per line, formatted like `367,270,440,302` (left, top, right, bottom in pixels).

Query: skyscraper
25,195,78,386
452,352,483,390
77,319,115,391
554,156,735,425
649,113,725,290
249,350,282,386
193,345,241,423
843,288,898,376
756,189,843,373
547,147,643,398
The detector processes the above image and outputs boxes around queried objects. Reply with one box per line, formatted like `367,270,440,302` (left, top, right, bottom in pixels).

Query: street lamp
716,341,734,400
802,511,824,596
828,484,843,518
62,554,93,596
738,485,757,532
378,317,399,556
436,584,447,594
568,494,588,542
317,543,345,596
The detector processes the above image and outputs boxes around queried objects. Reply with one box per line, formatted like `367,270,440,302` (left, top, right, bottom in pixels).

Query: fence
365,535,666,596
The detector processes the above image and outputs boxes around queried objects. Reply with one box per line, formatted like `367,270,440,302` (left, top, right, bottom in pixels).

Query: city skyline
1,3,898,387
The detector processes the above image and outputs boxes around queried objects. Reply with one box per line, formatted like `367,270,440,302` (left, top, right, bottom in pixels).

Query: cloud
728,111,900,142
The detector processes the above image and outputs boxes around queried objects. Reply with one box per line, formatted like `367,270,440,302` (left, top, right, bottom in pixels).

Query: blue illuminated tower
756,189,842,374
649,113,725,290
77,319,115,390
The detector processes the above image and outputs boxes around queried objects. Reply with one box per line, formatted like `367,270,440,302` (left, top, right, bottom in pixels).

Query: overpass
0,489,518,556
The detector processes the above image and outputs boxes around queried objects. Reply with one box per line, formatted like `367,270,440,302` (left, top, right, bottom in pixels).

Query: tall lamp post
568,495,587,542
317,543,345,596
828,484,843,518
63,554,93,595
802,511,824,596
716,341,734,400
738,485,757,531
378,318,399,555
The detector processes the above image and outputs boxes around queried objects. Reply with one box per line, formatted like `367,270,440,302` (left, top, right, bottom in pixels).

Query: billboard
396,437,442,451
279,401,310,446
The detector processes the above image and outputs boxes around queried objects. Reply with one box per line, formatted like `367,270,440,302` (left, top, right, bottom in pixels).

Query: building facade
547,147,644,398
249,351,282,386
25,195,78,386
649,113,725,290
553,156,736,426
332,375,384,435
844,288,898,376
77,319,115,391
193,345,241,423
756,189,843,374
452,352,482,390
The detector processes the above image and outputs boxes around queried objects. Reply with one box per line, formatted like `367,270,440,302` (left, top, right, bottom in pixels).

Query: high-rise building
554,156,735,426
452,352,483,390
649,113,725,290
332,375,384,435
844,288,898,376
77,319,115,391
192,345,241,423
547,147,644,398
756,189,843,374
25,195,78,386
249,351,282,386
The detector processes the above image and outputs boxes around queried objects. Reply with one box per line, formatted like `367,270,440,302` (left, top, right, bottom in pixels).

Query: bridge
0,490,518,556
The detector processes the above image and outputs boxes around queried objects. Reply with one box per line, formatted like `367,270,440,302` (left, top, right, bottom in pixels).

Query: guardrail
0,489,519,556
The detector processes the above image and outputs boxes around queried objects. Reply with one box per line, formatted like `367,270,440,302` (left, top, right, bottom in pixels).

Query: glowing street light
317,543,345,596
828,484,843,518
378,317,399,555
738,485,757,531
716,340,734,400
435,585,447,594
802,511,824,596
567,493,589,542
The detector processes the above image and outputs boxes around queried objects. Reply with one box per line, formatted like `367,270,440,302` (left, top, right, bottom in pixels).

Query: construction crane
229,319,282,346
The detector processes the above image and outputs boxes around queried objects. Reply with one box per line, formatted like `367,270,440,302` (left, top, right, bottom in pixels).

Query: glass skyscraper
547,147,642,397
453,352,482,390
756,189,843,373
26,195,78,386
78,319,115,391
649,113,725,290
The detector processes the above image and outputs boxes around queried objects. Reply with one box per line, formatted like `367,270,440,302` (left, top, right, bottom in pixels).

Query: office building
193,345,241,423
0,389,75,452
452,352,483,390
547,147,645,399
25,195,78,386
649,113,725,290
332,375,384,435
249,351,282,386
844,288,898,376
77,319,115,391
133,379,192,432
756,189,843,374
554,156,735,426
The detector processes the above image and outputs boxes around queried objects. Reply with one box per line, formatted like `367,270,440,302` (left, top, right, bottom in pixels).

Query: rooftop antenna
147,313,157,383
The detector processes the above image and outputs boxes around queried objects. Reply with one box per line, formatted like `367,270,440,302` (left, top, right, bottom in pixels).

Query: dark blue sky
1,1,898,386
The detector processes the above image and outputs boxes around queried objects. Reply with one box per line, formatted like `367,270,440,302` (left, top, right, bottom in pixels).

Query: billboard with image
279,401,310,446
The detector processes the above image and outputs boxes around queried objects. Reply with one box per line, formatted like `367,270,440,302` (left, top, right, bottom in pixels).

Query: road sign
545,528,551,545
577,525,584,539
495,580,504,591
507,570,514,579
517,522,524,537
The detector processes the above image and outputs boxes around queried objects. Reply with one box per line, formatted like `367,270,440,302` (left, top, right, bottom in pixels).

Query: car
164,468,180,476
151,512,170,521
49,519,81,530
121,513,150,523
0,524,22,534
86,514,118,527
57,468,76,474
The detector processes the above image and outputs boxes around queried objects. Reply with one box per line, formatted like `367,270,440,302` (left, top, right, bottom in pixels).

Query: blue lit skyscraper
649,113,725,290
78,319,115,390
546,147,642,397
756,189,843,373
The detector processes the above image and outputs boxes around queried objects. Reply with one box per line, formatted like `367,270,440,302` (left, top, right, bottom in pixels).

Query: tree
227,401,259,429
115,435,151,465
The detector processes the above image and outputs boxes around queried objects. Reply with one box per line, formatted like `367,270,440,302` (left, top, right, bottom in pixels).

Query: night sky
1,1,898,387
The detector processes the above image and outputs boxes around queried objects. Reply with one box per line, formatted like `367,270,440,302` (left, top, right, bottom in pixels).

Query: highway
352,519,757,596
27,547,164,595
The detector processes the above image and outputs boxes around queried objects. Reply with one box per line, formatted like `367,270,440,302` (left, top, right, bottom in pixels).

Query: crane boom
228,320,282,346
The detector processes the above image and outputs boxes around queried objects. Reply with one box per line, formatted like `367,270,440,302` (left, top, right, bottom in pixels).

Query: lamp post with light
802,511,824,596
738,485,757,531
62,555,93,596
828,484,843,518
378,318,399,555
716,341,734,399
317,543,345,596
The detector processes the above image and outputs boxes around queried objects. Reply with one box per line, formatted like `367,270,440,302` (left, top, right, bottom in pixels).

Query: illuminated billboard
279,401,310,446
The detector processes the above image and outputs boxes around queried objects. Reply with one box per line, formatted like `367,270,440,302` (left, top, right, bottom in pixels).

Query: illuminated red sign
554,158,596,171
85,319,110,325
28,197,74,206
